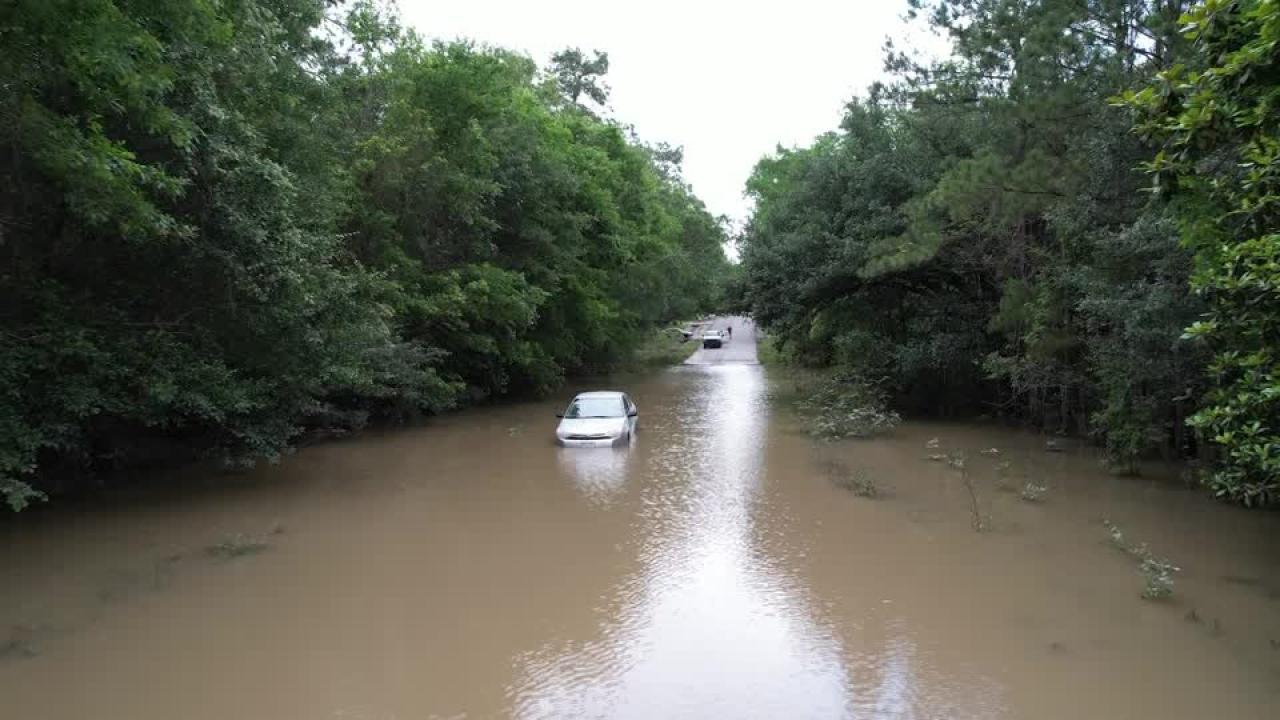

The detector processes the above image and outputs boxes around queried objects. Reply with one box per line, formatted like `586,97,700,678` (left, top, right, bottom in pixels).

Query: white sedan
555,391,638,447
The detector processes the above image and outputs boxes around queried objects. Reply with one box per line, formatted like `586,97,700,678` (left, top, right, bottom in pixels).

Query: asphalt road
683,315,759,365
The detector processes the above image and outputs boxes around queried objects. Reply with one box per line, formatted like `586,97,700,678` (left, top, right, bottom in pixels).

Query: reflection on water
514,364,851,718
557,446,633,507
2,359,1280,719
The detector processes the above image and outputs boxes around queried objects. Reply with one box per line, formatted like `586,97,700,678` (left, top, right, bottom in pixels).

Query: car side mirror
628,409,638,417
555,413,564,418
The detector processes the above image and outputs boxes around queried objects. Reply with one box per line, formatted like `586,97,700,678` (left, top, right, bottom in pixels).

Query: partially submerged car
555,391,638,447
702,330,725,349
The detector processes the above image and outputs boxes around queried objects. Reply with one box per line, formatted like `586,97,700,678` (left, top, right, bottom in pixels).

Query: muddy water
2,362,1280,719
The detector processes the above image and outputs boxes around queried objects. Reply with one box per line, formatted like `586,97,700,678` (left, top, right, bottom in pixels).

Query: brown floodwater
3,353,1280,718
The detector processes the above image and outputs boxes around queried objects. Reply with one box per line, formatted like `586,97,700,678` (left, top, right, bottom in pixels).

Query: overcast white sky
399,0,941,227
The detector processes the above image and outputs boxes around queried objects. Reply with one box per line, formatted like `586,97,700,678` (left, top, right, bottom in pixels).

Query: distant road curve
683,315,759,365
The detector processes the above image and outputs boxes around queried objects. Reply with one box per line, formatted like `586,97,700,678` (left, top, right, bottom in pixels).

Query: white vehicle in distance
702,330,725,349
555,391,638,447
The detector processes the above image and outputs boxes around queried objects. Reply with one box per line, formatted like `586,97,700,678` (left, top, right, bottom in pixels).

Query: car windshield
563,396,626,419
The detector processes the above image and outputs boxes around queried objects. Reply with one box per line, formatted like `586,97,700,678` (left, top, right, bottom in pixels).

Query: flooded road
3,322,1280,718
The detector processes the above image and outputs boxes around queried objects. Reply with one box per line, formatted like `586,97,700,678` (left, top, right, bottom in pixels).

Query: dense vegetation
0,0,728,509
736,0,1278,503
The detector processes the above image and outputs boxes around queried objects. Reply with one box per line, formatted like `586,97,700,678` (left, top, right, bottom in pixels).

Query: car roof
573,391,626,398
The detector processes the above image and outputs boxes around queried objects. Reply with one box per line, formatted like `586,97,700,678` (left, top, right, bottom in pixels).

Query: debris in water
980,447,1001,456
925,437,940,450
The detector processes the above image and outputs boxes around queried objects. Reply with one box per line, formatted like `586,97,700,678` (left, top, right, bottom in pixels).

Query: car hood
558,417,627,436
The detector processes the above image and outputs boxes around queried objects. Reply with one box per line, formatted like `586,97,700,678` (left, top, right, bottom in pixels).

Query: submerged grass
1020,479,1049,502
0,626,38,660
796,375,900,440
926,438,993,531
762,339,899,440
206,533,271,559
820,460,879,498
947,451,991,532
628,324,700,368
993,460,1016,491
755,333,786,366
1102,519,1180,599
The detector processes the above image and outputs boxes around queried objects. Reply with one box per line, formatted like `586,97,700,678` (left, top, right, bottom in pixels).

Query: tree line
0,0,729,509
735,0,1278,504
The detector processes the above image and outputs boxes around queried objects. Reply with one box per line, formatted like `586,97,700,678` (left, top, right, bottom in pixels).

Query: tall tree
548,47,611,106
739,0,1210,477
1121,0,1280,504
0,0,727,510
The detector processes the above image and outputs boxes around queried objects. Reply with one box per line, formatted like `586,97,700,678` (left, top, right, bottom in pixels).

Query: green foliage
796,375,902,439
626,326,698,369
754,333,788,366
739,0,1221,483
0,0,727,508
1119,0,1280,505
548,48,611,107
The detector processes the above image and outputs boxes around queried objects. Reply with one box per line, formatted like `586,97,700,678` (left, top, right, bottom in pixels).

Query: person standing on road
727,325,733,339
